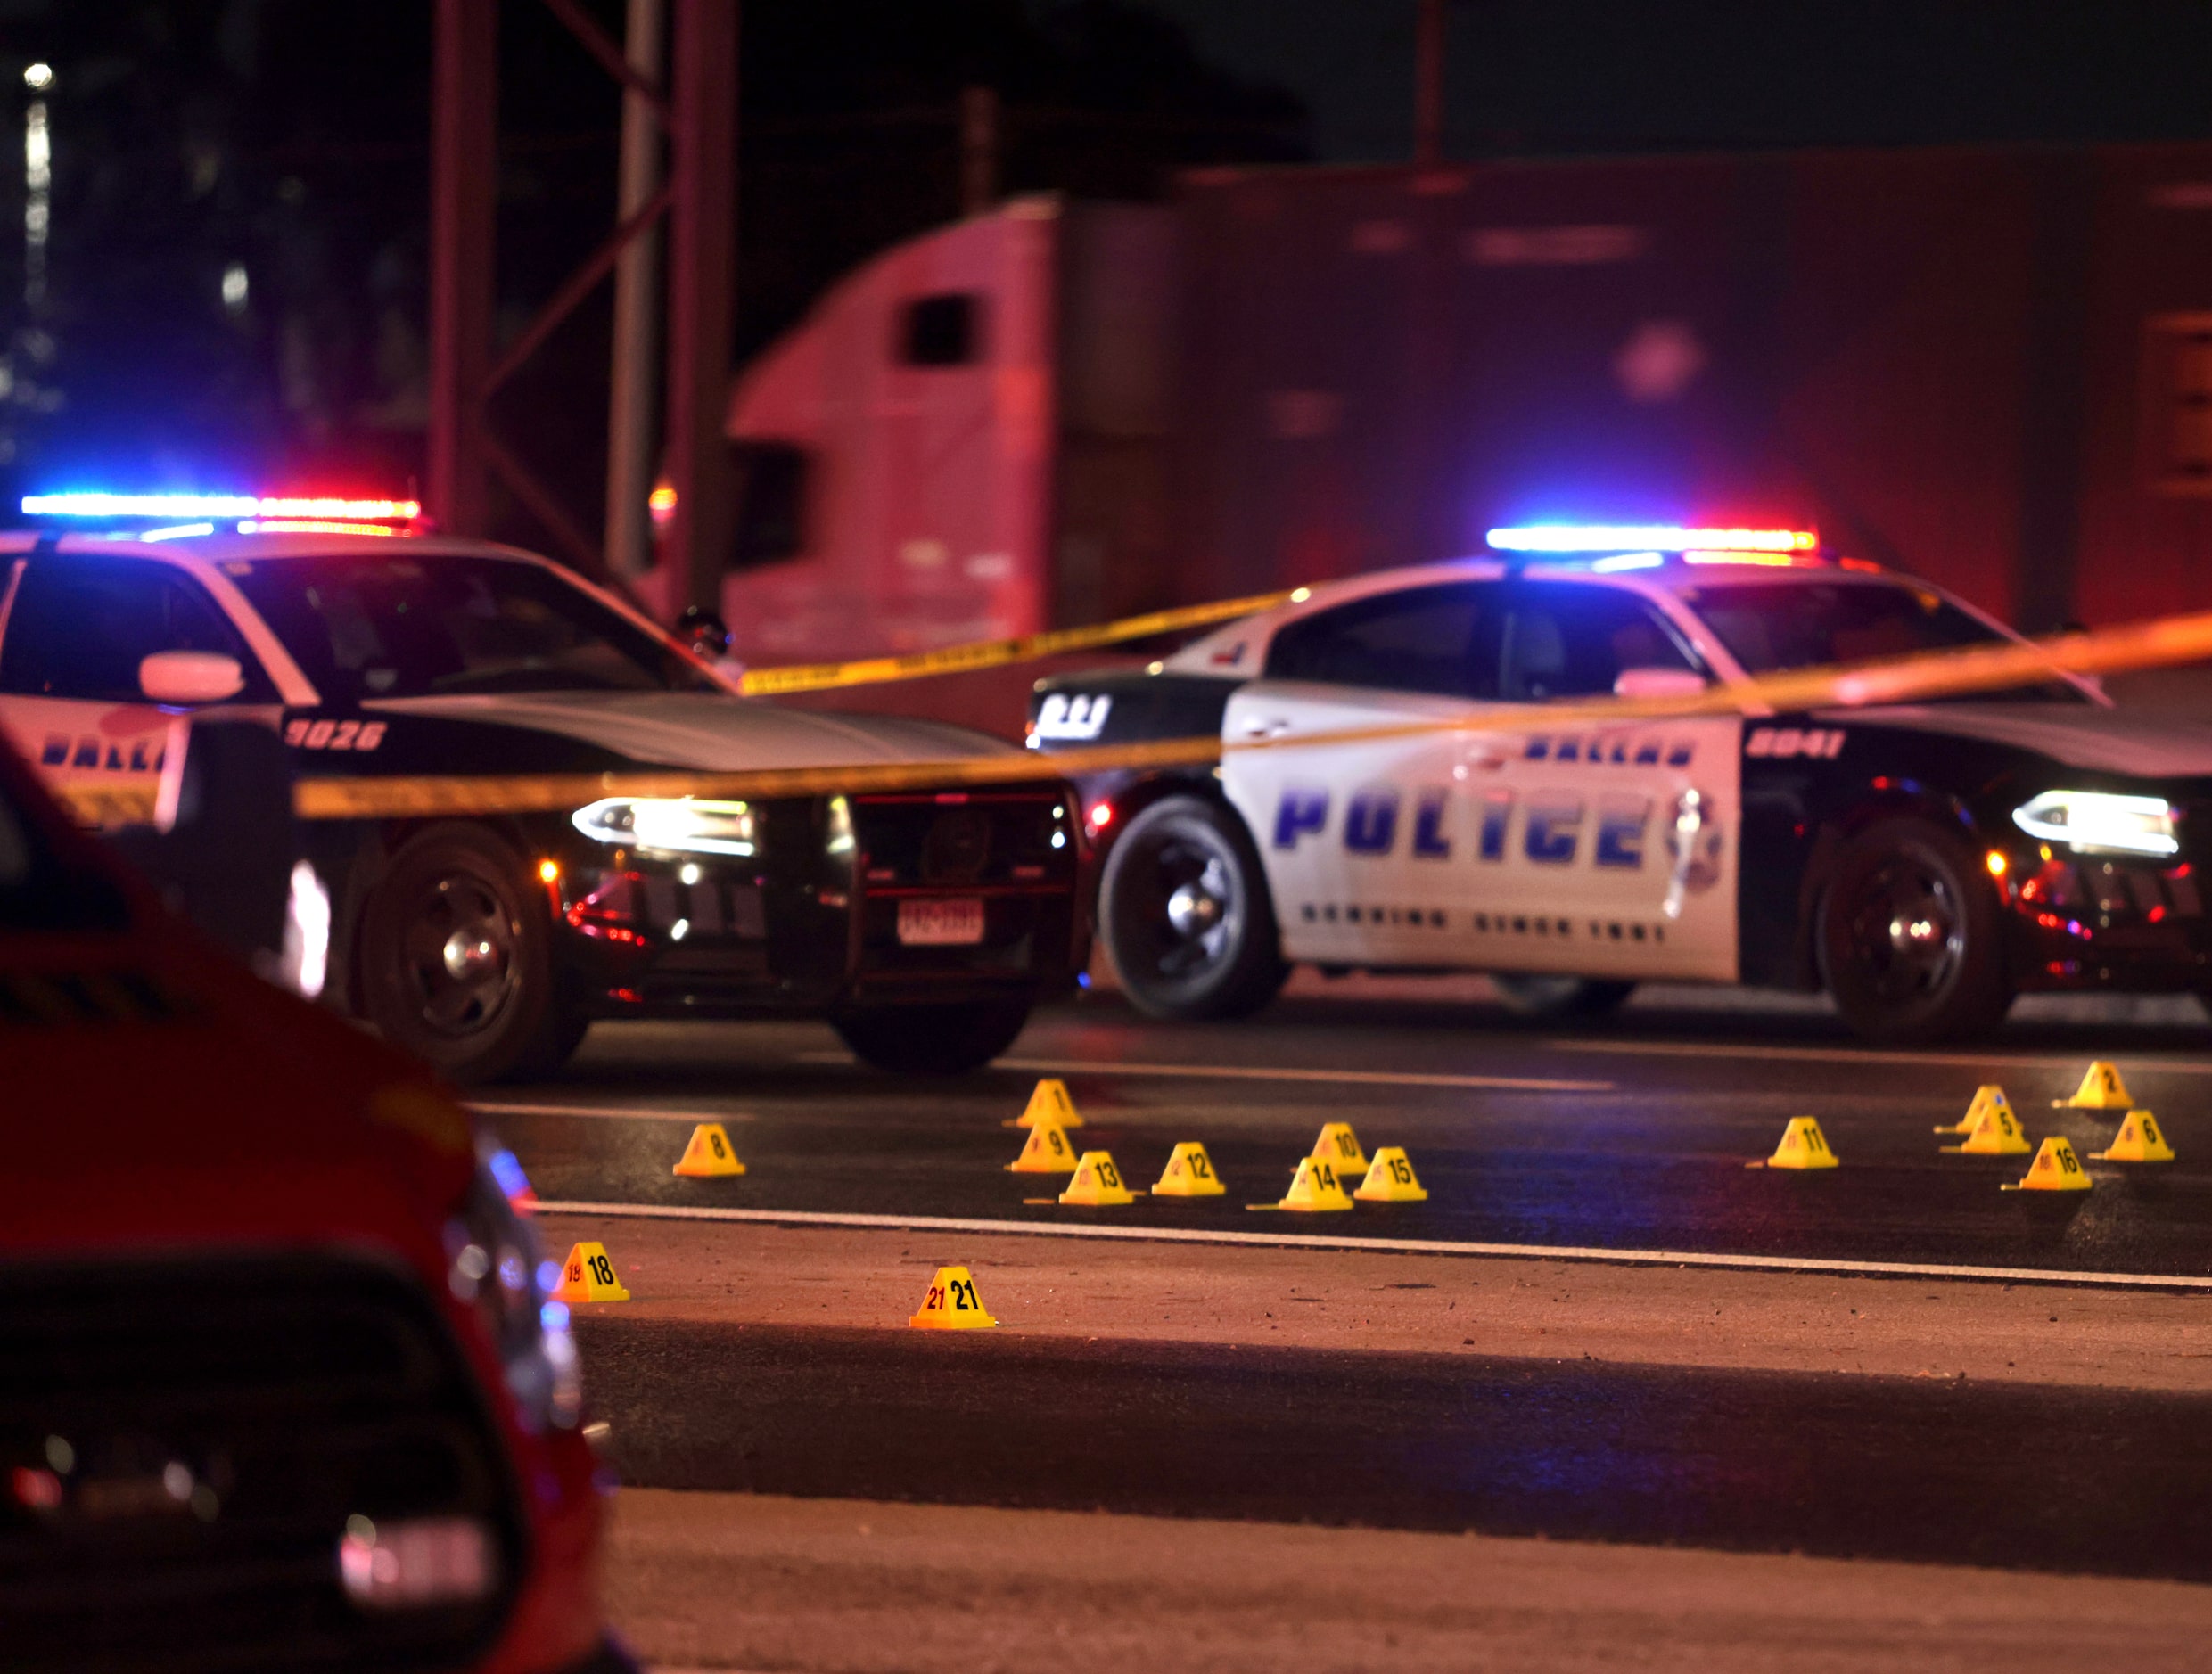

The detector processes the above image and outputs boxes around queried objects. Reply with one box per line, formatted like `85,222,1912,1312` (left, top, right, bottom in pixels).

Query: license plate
897,898,985,947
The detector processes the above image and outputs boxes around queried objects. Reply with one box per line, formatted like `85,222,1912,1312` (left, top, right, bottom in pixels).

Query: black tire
1816,816,2011,1045
357,823,582,1085
831,998,1032,1075
1098,793,1288,1021
1492,973,1638,1020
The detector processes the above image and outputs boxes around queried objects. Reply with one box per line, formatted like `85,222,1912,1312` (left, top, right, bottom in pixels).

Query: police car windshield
227,554,719,702
1682,579,2085,702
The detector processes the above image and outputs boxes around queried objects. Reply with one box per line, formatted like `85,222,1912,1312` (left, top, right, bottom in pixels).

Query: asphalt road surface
486,981,2212,1276
491,979,2212,1629
579,1317,2212,1580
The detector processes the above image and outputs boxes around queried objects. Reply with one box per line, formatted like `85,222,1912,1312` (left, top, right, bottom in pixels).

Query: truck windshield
1682,579,2087,703
228,554,721,702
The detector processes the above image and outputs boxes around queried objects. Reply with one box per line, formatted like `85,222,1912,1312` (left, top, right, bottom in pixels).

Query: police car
1029,525,2212,1045
1,495,1085,1082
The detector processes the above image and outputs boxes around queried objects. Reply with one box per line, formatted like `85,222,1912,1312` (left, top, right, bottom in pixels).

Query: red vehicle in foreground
0,727,630,1671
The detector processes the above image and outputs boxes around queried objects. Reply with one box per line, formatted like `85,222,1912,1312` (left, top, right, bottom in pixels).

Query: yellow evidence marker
1151,1141,1227,1197
1353,1145,1428,1202
2055,1061,2134,1111
1310,1121,1369,1176
1252,1155,1354,1212
554,1241,630,1302
1007,1077,1085,1129
909,1265,998,1329
672,1121,745,1178
1747,1116,1838,1170
1007,1120,1081,1173
2002,1136,2093,1193
1058,1151,1138,1206
2091,1110,2175,1164
1935,1085,2012,1137
1940,1097,2031,1156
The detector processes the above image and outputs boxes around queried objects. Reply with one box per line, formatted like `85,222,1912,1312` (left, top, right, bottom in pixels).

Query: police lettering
1595,794,1653,868
1272,788,1329,849
41,734,164,774
1344,791,1399,854
1525,734,1695,767
1411,790,1451,859
1268,784,1662,869
1524,797,1583,864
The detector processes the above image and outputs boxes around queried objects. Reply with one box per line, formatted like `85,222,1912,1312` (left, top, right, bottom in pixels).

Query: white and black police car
1029,524,2212,1044
1,494,1085,1082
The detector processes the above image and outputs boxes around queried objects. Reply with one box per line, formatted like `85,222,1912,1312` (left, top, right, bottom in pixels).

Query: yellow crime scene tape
732,588,1299,696
48,603,2212,829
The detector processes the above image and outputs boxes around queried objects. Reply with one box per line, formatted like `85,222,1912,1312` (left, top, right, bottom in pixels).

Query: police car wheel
1817,816,2011,1045
358,823,579,1085
1099,794,1287,1021
1492,974,1638,1019
830,998,1032,1075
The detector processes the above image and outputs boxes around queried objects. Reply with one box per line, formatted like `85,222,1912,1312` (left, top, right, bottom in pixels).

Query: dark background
4,0,2211,554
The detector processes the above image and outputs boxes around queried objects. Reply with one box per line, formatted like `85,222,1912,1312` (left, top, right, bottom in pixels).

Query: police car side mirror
1613,666,1708,699
140,651,244,705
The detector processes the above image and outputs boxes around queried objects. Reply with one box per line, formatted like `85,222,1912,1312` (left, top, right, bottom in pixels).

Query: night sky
1146,1,2212,161
8,1,2212,545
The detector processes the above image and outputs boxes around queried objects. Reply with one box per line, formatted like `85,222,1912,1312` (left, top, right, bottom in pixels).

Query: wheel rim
397,869,522,1039
1841,850,1964,1005
1114,817,1246,992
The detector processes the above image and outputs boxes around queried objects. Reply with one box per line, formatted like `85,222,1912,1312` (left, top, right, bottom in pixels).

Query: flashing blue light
1591,551,1665,572
1487,524,1818,554
27,493,259,519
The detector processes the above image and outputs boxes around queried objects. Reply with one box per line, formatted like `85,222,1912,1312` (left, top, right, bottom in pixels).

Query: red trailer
723,144,2212,734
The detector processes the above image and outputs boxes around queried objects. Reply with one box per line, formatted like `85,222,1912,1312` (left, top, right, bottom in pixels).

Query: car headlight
572,796,755,857
2011,790,2178,858
446,1143,581,1432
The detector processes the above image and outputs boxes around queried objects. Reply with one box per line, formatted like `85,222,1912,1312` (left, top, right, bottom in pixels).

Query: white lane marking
471,1102,754,1125
532,1200,2212,1292
994,1057,1610,1094
1551,1038,2212,1074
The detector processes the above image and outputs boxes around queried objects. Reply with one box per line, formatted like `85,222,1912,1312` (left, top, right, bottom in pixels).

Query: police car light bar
21,492,423,521
1486,524,1818,554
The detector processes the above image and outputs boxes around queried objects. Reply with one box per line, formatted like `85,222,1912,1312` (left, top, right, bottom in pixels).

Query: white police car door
0,551,275,803
1222,578,1739,981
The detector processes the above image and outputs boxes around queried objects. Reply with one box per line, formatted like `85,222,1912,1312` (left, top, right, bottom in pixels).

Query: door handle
1239,717,1293,740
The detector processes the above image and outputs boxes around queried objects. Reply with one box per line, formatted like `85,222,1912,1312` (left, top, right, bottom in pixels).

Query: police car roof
1161,551,1920,674
3,528,560,565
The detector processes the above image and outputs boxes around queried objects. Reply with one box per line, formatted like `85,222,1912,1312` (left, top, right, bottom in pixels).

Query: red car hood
0,928,473,1267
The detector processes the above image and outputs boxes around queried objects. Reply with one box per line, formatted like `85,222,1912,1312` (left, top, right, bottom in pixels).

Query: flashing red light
1086,801,1114,832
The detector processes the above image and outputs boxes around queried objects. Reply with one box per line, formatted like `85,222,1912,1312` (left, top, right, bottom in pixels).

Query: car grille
848,788,1081,983
851,789,1075,890
0,1252,522,1674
